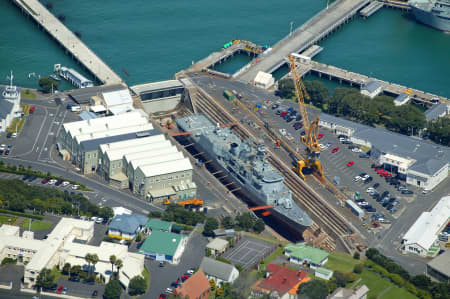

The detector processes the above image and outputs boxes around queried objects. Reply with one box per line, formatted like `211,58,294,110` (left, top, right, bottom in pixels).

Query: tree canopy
128,275,147,296
38,77,59,93
36,268,55,290
103,279,123,299
298,280,329,299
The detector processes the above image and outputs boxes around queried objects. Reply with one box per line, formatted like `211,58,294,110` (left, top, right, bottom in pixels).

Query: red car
158,294,167,299
331,147,339,153
346,161,354,167
317,133,324,139
56,286,64,294
280,112,288,117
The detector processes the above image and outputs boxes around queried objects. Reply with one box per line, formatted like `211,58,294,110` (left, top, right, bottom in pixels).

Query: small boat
50,74,61,81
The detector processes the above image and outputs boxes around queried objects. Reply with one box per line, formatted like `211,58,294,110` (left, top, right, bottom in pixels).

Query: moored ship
408,0,450,32
176,114,313,237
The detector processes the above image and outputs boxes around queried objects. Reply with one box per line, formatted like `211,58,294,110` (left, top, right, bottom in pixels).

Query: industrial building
401,196,450,257
0,79,21,133
319,113,450,191
68,84,127,105
427,250,450,283
253,71,275,89
90,89,135,116
0,218,144,289
360,81,382,98
130,80,184,114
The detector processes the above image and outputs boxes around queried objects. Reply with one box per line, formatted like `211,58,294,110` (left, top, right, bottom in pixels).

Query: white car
48,179,57,185
61,181,70,187
95,217,103,224
165,288,174,294
12,133,17,138
352,148,362,153
0,144,5,150
279,129,287,136
91,216,98,222
187,269,195,275
339,137,347,142
366,187,375,193
353,176,361,182
72,184,79,190
319,144,325,149
357,201,369,206
363,174,370,179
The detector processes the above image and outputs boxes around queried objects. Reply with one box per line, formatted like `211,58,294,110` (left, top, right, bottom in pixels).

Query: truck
223,90,234,101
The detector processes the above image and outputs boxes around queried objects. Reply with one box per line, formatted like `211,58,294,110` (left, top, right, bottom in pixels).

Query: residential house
327,285,369,299
108,214,148,240
284,243,329,268
175,269,211,299
199,257,239,285
206,238,229,257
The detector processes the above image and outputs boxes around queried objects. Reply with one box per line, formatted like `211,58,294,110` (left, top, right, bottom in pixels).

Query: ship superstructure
409,0,450,32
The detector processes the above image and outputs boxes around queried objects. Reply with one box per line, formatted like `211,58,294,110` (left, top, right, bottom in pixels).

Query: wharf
360,1,384,17
293,59,448,104
236,0,370,83
11,0,122,85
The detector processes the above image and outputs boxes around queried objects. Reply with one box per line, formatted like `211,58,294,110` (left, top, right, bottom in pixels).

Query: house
175,269,211,299
327,285,369,299
424,103,449,121
360,81,382,99
254,71,275,89
401,196,450,257
199,257,239,285
426,250,450,283
315,267,333,280
139,230,187,264
284,243,329,268
107,214,148,240
206,238,229,257
145,219,172,233
394,93,410,106
251,264,309,299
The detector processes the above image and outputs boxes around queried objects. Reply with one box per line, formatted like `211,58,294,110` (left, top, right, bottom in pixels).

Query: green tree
90,254,99,276
38,77,59,93
149,210,162,218
115,259,123,279
98,206,114,221
333,271,348,287
128,275,147,296
411,274,432,291
36,268,55,290
327,280,338,293
353,252,360,260
235,213,254,231
85,253,92,276
253,218,265,233
298,280,328,299
353,264,363,274
203,217,219,236
304,80,329,108
109,255,116,274
277,78,295,99
70,265,81,277
62,262,71,275
221,216,234,229
104,279,123,299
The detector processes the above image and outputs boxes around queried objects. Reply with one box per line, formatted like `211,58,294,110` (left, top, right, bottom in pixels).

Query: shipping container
223,90,235,101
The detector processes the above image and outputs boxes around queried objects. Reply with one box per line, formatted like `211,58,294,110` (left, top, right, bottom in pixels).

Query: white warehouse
401,196,450,257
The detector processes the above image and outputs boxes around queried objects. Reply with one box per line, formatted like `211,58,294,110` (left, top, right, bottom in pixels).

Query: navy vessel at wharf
176,114,313,235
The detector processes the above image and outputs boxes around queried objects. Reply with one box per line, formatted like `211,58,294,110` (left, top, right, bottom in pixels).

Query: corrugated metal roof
139,230,183,256
81,129,158,151
200,257,236,281
130,80,183,95
137,158,192,177
105,135,168,161
102,89,133,107
125,145,178,167
130,151,184,171
284,243,329,265
427,249,450,277
78,111,98,120
69,83,126,104
362,81,381,93
108,214,148,235
100,134,165,154
424,103,448,121
76,123,154,144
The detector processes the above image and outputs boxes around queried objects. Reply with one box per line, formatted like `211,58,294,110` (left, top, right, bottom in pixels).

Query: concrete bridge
237,0,370,83
12,0,123,85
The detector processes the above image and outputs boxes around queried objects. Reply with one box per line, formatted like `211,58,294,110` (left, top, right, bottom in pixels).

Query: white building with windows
0,218,144,288
0,75,22,133
360,81,382,98
401,196,450,257
254,71,275,89
101,89,134,115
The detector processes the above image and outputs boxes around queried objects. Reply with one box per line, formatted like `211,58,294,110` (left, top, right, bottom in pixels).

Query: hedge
0,209,44,220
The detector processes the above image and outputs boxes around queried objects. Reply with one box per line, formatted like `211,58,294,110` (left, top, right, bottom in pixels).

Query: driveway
55,277,105,298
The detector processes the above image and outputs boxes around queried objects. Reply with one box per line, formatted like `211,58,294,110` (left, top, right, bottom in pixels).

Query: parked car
342,140,352,144
61,181,70,187
300,131,306,136
48,179,57,185
366,207,377,213
280,112,288,117
346,161,354,167
12,133,17,138
165,288,174,294
317,133,324,139
331,147,339,153
353,176,362,182
296,115,302,121
6,133,12,138
72,185,80,190
158,294,167,299
69,276,80,282
4,150,10,155
41,178,50,184
187,269,195,275
401,189,413,195
91,290,98,297
359,153,370,158
373,183,380,189
272,104,279,110
56,286,64,294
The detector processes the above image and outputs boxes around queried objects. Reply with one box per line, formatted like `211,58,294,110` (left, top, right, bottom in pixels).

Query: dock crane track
192,90,350,240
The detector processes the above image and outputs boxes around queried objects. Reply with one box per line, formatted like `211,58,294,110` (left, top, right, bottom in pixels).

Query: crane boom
288,55,324,180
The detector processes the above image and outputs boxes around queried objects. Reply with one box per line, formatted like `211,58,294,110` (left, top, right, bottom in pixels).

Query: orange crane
288,55,324,181
164,198,204,208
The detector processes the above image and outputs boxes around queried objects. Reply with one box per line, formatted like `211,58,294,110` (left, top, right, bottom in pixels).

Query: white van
71,106,82,112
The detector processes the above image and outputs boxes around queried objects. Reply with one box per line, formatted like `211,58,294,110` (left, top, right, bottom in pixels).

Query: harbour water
1,1,449,97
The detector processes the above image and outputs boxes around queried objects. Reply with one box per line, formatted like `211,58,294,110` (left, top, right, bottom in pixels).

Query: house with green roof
284,243,329,268
139,230,187,264
145,218,172,232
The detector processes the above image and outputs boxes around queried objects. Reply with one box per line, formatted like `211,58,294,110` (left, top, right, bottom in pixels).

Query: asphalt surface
188,73,450,275
222,236,276,268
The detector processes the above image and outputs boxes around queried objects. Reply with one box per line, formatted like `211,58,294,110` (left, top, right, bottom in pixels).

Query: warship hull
409,3,450,32
187,135,311,238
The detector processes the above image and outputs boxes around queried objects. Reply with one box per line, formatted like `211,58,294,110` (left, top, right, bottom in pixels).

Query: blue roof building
108,214,148,240
361,81,383,99
425,103,448,121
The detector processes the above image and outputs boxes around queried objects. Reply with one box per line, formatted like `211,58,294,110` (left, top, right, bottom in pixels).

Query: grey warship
176,114,313,235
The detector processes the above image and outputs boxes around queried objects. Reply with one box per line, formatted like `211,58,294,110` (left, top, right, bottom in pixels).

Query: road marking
15,106,48,158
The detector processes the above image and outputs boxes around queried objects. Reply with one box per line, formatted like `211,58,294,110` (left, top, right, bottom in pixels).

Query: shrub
364,260,375,268
345,272,356,283
0,209,43,220
327,281,338,293
389,273,404,287
405,282,418,295
1,257,17,265
353,252,360,260
216,257,231,264
353,264,363,274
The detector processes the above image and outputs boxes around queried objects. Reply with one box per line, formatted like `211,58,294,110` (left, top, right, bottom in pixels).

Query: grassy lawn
326,252,360,273
19,219,53,231
142,266,150,289
380,284,417,299
21,89,36,99
260,247,284,269
21,104,30,116
0,215,18,225
244,232,289,246
6,118,26,134
354,270,417,299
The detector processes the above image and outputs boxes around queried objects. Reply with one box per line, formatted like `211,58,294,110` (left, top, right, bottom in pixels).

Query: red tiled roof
176,269,211,299
259,264,307,296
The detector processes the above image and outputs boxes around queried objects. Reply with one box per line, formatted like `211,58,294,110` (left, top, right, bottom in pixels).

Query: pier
360,1,384,18
237,0,370,83
291,58,448,105
12,0,122,85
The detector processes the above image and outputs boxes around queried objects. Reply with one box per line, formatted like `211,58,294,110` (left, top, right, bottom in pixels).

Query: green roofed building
145,219,172,232
139,230,187,264
284,243,329,268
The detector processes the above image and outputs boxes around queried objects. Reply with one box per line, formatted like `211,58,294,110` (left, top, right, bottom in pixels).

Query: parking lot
222,236,276,268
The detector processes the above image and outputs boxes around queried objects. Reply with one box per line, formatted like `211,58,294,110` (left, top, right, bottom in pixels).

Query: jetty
360,1,384,18
237,0,370,83
291,58,447,105
12,0,122,85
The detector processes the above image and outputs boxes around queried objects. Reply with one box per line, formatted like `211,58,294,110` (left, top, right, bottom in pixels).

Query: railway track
191,88,356,250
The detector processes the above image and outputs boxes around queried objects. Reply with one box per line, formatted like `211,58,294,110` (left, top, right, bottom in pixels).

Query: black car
6,132,12,138
92,290,98,297
386,204,394,210
22,175,30,181
381,191,389,198
50,284,58,291
27,175,37,182
69,276,80,282
401,189,413,194
363,204,373,210
342,140,352,144
300,131,306,136
364,177,373,184
366,207,377,213
55,180,63,186
286,117,294,123
272,104,279,110
290,110,297,116
296,115,302,121
373,183,380,189
359,153,370,158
